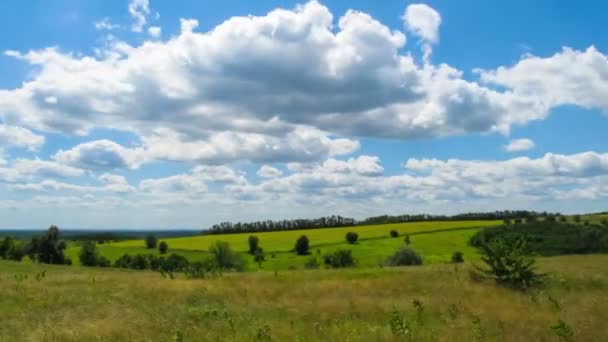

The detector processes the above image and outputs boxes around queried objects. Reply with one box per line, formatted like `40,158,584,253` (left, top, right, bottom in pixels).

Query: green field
1,254,607,341
66,220,501,269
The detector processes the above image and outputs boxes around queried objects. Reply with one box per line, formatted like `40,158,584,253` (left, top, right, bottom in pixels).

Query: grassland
1,254,607,341
65,220,501,269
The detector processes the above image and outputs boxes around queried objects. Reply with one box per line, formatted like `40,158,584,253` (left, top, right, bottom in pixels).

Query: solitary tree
248,235,259,255
79,241,100,266
25,225,69,265
145,234,158,249
390,230,399,238
295,235,309,255
158,241,168,254
345,232,358,244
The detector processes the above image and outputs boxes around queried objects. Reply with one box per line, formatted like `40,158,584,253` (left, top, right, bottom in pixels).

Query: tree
294,235,309,255
474,238,544,289
253,247,265,268
0,237,24,261
324,249,355,268
79,241,100,266
573,215,582,223
390,230,399,238
345,232,358,244
25,225,69,265
158,241,168,254
248,235,259,254
209,241,243,271
145,234,158,249
404,235,411,245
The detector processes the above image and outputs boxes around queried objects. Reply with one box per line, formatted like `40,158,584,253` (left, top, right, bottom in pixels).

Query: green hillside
66,220,501,269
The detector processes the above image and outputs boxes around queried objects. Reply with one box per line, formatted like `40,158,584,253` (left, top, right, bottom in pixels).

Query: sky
0,0,607,229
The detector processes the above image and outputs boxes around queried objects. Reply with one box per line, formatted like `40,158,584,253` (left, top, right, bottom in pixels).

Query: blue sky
0,0,607,229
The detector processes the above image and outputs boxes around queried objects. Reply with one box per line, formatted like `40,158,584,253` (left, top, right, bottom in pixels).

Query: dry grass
1,254,607,341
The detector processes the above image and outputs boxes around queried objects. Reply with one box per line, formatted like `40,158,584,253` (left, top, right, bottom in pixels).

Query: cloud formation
505,138,535,152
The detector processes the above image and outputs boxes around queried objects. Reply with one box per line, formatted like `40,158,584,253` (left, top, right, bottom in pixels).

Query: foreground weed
173,330,183,342
389,308,411,337
551,320,574,341
548,295,561,311
412,298,425,324
471,315,484,342
255,324,272,342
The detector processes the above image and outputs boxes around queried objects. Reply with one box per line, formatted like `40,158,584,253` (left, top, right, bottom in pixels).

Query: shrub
559,215,567,222
294,235,309,255
304,257,320,269
130,254,150,270
503,219,512,225
209,241,244,271
390,230,399,238
145,234,158,249
601,218,608,226
345,232,358,244
158,241,168,254
253,247,265,267
451,251,464,263
474,237,544,289
79,241,101,266
248,235,259,254
385,246,422,266
573,215,581,223
323,249,355,268
404,235,411,245
162,253,190,272
114,254,133,268
513,218,523,224
0,237,24,261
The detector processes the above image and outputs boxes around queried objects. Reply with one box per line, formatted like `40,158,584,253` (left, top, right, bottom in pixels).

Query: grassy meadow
1,254,607,341
65,220,501,269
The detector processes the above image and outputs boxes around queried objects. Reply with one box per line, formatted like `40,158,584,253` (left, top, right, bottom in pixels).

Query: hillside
1,254,607,341
65,220,501,269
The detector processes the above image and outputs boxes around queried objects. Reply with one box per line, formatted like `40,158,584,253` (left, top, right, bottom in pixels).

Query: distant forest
203,210,554,235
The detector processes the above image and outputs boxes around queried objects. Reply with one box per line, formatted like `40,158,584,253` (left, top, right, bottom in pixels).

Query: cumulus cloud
257,165,283,178
0,124,45,150
0,159,84,183
505,138,535,152
128,0,151,32
403,4,441,61
52,140,145,170
148,26,161,38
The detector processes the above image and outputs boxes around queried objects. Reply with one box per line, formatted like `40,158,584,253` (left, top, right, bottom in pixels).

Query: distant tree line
203,211,556,235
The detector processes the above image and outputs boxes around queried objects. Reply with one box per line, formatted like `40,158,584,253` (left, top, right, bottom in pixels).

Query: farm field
1,254,607,341
65,220,502,269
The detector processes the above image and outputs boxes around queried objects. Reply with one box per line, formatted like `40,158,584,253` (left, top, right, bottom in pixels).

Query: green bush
253,247,265,267
248,235,259,254
385,246,422,266
451,251,464,263
474,238,544,289
304,257,320,269
0,237,24,261
345,232,358,244
294,235,309,255
25,226,69,265
323,249,356,268
404,235,411,245
209,241,244,271
79,241,104,266
158,241,168,254
390,230,399,238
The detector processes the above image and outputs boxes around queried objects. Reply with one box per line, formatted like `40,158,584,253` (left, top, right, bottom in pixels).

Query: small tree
25,225,69,265
79,241,100,266
158,241,168,254
209,241,243,271
390,230,399,238
573,215,582,223
253,247,265,268
404,235,411,245
345,232,358,244
451,251,464,263
248,235,259,255
474,237,544,289
295,235,309,255
145,234,158,249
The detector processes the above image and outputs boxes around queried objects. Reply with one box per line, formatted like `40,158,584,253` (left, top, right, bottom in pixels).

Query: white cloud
128,0,150,32
148,26,161,38
257,165,283,178
403,4,441,61
505,138,535,152
99,173,135,193
52,140,145,170
94,18,120,31
0,124,45,151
